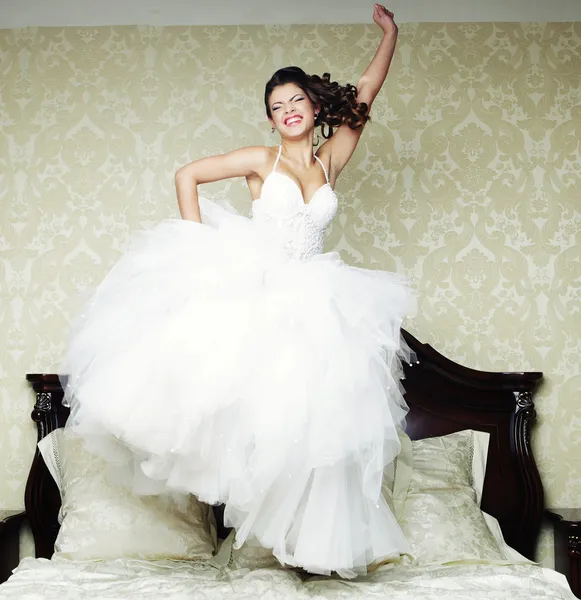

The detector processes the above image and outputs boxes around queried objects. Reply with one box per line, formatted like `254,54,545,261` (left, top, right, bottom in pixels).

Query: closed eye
271,95,305,111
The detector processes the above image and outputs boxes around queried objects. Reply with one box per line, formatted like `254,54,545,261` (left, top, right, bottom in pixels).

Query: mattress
0,556,575,599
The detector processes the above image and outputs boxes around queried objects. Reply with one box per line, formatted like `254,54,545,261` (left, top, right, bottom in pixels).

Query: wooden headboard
24,328,544,561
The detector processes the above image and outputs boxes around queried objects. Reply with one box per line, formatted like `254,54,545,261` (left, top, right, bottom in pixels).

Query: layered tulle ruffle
62,198,416,577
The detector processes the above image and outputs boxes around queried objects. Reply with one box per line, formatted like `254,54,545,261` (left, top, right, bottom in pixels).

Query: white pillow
398,430,532,565
38,429,217,561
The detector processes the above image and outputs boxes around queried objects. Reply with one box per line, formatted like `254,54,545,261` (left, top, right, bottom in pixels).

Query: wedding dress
62,145,416,576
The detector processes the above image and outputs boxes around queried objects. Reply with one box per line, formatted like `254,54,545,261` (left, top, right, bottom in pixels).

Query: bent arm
323,5,398,180
175,146,269,222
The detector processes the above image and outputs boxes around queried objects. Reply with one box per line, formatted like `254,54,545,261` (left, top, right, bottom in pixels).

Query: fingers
374,4,395,18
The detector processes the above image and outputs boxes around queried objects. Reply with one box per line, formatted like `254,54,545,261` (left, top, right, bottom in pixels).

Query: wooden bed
23,328,544,562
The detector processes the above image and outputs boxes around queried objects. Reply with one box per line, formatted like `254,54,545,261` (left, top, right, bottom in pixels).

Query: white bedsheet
0,556,575,599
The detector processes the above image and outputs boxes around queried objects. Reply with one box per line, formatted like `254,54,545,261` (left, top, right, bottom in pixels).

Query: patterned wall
1,23,580,564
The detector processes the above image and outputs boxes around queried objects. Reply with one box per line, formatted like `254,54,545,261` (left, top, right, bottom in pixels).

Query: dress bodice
252,147,338,260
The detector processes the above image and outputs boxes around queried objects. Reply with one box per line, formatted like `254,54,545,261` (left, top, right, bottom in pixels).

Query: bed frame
24,329,544,561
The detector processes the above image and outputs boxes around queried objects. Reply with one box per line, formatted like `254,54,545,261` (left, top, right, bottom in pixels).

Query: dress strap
314,155,329,184
274,146,329,184
272,145,283,173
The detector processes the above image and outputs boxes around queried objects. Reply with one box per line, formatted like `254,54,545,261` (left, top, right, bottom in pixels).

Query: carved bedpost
32,392,55,441
25,375,69,559
400,329,544,560
27,375,68,439
512,390,544,559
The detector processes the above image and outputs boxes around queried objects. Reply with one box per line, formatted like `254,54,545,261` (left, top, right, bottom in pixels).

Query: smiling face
268,83,317,138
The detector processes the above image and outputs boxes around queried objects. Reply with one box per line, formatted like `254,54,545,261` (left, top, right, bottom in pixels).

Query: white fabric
221,429,524,571
398,430,531,566
60,156,417,577
222,428,413,572
251,144,337,260
471,430,489,505
0,557,575,600
37,430,216,561
38,435,63,494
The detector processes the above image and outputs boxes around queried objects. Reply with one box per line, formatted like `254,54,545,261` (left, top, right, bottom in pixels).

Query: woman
62,4,416,578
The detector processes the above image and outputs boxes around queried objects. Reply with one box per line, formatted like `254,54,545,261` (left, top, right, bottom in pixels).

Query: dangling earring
271,126,275,133
313,113,320,145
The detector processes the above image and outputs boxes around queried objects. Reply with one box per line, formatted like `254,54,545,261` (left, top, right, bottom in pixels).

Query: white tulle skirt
62,198,417,577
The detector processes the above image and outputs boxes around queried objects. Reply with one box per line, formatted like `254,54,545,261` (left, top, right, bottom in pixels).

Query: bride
62,4,416,578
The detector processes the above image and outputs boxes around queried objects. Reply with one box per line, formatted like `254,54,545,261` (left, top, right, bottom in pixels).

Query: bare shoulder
227,145,272,175
239,145,272,161
176,145,272,186
245,146,281,180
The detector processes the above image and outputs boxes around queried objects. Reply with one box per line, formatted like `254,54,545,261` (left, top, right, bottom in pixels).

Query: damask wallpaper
1,23,580,565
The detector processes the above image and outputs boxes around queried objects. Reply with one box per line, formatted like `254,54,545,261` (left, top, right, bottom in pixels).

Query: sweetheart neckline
254,171,333,207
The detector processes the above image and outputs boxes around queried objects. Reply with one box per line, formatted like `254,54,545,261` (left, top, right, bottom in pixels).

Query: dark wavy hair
264,66,370,140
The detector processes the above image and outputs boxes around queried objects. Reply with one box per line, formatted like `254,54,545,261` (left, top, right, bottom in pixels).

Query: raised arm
322,5,398,180
175,146,269,222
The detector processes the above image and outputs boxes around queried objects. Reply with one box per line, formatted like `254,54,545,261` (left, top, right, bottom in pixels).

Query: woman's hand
373,4,398,36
